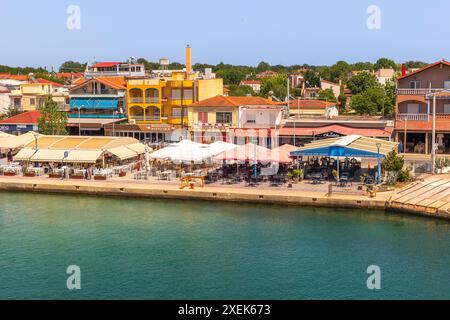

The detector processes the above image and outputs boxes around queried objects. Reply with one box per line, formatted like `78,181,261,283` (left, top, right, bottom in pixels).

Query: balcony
397,88,443,95
129,116,161,122
396,114,429,121
129,97,143,103
192,123,235,131
145,98,160,103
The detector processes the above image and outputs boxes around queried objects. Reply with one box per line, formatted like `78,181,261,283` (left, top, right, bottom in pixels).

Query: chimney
186,45,192,74
401,64,407,76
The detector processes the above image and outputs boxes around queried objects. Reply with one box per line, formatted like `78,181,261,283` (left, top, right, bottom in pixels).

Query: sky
1,0,449,69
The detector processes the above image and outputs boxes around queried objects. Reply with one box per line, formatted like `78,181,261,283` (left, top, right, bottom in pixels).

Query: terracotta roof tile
0,110,42,124
398,60,450,80
189,95,274,108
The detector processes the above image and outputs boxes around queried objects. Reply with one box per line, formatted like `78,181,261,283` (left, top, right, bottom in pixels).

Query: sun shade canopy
290,135,398,159
13,148,37,161
64,150,103,163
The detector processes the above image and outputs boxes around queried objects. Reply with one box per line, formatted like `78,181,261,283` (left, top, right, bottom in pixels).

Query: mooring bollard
328,183,332,196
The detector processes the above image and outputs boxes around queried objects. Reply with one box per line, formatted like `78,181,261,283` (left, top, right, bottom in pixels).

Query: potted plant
332,169,338,181
292,169,304,182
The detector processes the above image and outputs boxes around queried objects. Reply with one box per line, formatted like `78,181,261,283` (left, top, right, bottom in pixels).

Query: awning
107,146,138,160
64,150,103,163
291,135,398,158
125,142,146,155
13,148,36,161
279,125,393,138
71,98,119,109
30,149,66,162
0,132,38,149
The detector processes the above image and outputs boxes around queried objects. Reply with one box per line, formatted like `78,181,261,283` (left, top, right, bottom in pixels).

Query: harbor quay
0,174,449,220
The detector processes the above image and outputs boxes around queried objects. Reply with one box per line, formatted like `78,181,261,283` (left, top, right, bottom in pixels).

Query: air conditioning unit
130,119,136,124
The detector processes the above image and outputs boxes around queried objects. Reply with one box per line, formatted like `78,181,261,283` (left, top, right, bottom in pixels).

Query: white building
238,105,283,128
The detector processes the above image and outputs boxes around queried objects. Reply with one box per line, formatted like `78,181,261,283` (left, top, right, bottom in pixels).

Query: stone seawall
0,178,387,211
1,177,449,220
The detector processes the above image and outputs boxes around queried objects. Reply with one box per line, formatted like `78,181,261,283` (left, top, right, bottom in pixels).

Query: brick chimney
186,45,192,74
401,64,407,76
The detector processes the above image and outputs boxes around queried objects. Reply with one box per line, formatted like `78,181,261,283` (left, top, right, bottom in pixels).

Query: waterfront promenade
0,175,389,210
1,174,449,219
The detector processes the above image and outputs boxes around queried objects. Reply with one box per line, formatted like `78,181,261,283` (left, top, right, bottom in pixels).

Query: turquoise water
0,192,449,300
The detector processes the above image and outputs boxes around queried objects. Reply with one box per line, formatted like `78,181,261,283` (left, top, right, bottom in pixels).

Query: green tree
229,85,254,96
346,72,379,94
405,61,428,69
216,69,245,85
59,61,87,73
350,87,388,116
304,70,320,87
256,61,271,73
374,58,398,71
338,93,347,110
38,95,68,135
383,78,397,116
317,88,337,102
259,74,287,100
382,150,404,172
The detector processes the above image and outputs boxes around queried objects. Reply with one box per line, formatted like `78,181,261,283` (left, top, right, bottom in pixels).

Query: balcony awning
291,135,398,159
71,98,119,109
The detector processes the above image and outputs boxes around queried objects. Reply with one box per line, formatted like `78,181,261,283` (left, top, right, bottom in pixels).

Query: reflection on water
0,192,449,300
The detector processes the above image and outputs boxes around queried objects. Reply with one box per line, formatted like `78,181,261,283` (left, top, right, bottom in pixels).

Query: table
180,175,205,189
159,171,173,181
2,165,22,175
28,167,45,176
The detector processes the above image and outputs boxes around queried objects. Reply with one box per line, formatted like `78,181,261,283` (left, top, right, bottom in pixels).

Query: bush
397,169,412,183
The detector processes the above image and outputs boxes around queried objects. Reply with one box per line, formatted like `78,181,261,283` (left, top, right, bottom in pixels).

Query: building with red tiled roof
395,59,450,154
68,76,127,126
36,78,63,87
188,95,280,144
0,110,41,134
239,80,262,93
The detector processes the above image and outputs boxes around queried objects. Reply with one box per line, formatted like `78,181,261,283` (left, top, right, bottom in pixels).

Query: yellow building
126,72,223,126
10,83,69,112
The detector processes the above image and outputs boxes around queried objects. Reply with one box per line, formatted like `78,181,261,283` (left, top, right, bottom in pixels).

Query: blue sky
1,0,449,69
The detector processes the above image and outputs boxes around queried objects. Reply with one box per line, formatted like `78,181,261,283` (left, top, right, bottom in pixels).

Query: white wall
239,108,282,128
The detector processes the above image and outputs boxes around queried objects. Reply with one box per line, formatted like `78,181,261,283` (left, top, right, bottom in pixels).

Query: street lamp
77,106,82,136
376,142,381,185
427,89,450,174
112,110,116,137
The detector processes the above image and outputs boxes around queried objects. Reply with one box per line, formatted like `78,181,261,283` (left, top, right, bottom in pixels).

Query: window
198,112,208,123
409,81,421,89
183,89,193,100
171,89,181,100
172,108,182,118
30,98,36,106
216,112,232,124
444,104,450,114
406,103,420,114
444,81,450,90
13,98,21,107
